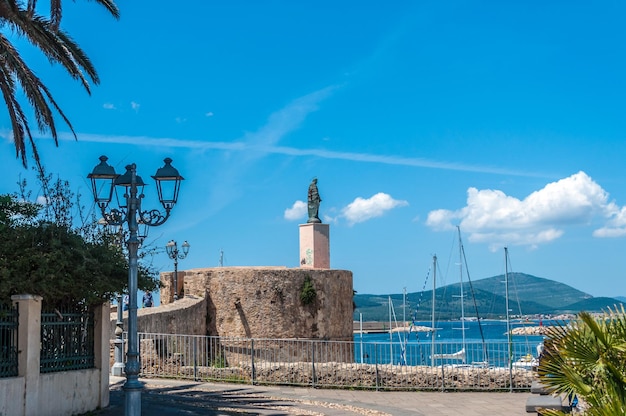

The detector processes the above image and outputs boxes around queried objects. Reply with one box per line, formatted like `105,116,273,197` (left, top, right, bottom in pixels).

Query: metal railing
40,306,95,373
135,332,537,391
0,303,18,378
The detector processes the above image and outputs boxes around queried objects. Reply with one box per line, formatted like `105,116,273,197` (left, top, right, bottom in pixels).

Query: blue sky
2,1,626,299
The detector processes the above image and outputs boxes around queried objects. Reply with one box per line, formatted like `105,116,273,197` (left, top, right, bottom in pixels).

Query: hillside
552,297,625,314
353,273,622,321
470,273,591,309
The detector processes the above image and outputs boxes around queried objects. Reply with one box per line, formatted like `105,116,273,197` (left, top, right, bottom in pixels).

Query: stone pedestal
299,223,330,269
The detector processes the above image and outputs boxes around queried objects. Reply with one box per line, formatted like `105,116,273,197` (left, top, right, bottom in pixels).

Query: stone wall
137,341,536,391
110,295,207,337
160,267,353,341
161,270,190,304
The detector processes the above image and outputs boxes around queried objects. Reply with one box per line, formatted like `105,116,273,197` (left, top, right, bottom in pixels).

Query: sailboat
504,247,541,370
431,226,487,366
431,248,468,363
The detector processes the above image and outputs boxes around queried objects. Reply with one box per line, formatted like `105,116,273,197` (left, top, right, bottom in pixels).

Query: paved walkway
94,376,531,416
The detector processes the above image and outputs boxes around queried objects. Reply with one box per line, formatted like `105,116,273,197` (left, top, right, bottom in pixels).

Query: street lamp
165,240,190,301
88,155,184,416
98,219,126,377
97,219,149,377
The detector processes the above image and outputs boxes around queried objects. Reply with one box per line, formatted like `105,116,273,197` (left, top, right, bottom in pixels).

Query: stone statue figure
307,178,322,223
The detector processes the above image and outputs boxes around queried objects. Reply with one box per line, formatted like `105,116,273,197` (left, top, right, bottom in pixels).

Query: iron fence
135,332,537,391
40,306,95,373
0,303,18,378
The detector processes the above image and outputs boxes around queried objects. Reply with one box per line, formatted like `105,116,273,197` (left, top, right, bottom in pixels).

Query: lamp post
99,219,148,377
165,240,190,301
99,220,126,377
112,291,125,376
88,155,184,416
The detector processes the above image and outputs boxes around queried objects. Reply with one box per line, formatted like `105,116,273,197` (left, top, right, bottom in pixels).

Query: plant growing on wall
300,275,317,305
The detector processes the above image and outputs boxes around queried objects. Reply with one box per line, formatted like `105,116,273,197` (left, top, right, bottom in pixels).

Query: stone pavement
94,376,531,416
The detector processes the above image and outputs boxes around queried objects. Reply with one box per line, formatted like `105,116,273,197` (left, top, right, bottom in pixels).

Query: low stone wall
0,376,25,416
139,357,535,391
219,338,355,367
135,335,534,391
238,362,534,390
109,295,207,337
37,369,105,416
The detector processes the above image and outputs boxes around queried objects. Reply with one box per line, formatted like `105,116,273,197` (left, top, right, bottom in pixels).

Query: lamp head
87,156,118,208
152,158,184,211
165,240,176,256
114,164,146,188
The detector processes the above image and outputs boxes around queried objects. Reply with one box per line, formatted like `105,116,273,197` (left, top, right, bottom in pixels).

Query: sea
352,319,554,367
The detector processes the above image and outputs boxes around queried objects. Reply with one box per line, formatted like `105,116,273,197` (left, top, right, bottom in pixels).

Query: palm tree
0,0,119,168
26,0,119,30
538,306,626,415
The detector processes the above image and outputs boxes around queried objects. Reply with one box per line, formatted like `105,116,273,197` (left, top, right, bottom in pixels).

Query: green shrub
300,275,317,305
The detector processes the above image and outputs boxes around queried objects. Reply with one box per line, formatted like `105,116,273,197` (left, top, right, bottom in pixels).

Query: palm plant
538,306,626,415
0,0,119,167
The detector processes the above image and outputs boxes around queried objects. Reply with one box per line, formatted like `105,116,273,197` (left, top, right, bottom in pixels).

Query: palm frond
539,309,626,413
0,0,119,166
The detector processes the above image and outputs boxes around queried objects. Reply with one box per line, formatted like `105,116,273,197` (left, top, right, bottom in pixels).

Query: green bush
300,275,317,305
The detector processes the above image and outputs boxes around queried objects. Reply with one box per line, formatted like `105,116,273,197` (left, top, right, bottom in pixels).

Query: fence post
250,339,256,385
11,294,43,416
440,353,445,392
508,341,514,393
374,343,379,392
94,302,111,409
193,337,198,381
311,341,316,388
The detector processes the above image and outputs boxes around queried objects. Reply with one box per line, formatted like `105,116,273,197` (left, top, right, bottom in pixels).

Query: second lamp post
166,240,190,300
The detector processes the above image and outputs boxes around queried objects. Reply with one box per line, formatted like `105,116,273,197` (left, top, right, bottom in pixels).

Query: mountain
553,297,626,314
614,296,626,303
470,273,591,309
353,273,624,321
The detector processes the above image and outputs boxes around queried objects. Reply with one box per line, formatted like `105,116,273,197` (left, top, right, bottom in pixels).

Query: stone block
525,395,567,413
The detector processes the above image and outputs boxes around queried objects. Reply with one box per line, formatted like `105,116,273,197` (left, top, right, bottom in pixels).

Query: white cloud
175,117,187,124
468,229,564,251
47,129,542,178
342,193,408,225
284,200,307,221
0,130,13,143
322,214,337,224
593,203,626,237
426,171,622,248
131,101,140,111
103,103,116,110
206,111,214,117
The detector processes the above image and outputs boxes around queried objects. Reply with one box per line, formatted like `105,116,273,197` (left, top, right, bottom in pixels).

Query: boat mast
359,313,364,364
389,296,393,365
403,287,407,329
457,226,466,363
431,254,436,367
505,247,513,380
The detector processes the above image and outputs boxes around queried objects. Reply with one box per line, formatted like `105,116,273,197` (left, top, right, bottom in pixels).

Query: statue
307,178,322,223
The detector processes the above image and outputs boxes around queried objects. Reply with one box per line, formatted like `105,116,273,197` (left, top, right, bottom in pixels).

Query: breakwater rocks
142,358,534,391
510,326,555,336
